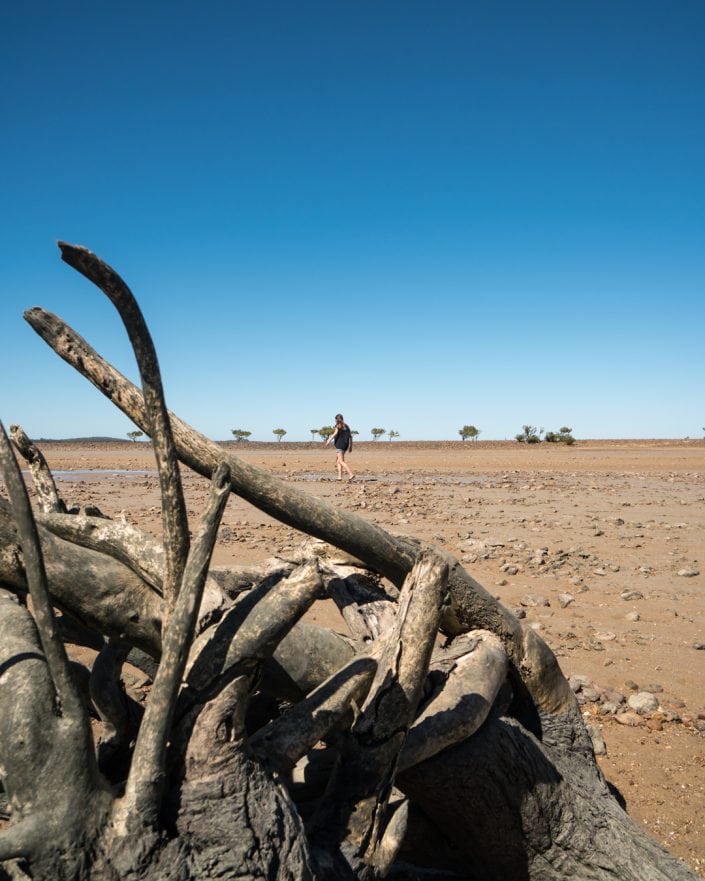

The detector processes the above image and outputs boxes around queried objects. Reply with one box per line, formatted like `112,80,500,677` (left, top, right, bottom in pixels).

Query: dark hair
335,414,344,425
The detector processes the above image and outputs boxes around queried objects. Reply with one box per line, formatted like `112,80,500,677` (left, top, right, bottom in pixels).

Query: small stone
645,718,663,732
594,630,616,642
693,642,705,651
593,568,608,576
582,686,602,703
603,689,626,705
521,594,550,608
502,564,519,575
558,593,575,608
677,568,699,577
495,578,508,587
625,611,641,622
628,692,660,715
642,683,663,694
624,680,639,691
600,700,620,715
615,712,641,726
512,607,527,619
568,675,592,692
621,590,644,601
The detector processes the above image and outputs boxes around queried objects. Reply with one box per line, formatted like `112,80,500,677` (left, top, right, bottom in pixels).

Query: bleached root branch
0,497,164,657
58,242,190,607
185,559,325,697
9,423,65,514
38,511,165,592
0,421,83,719
401,629,508,771
265,619,355,700
120,461,231,823
209,556,298,598
249,656,378,773
320,564,397,644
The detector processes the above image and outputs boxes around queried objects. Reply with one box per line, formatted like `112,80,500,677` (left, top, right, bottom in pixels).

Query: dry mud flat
12,439,705,874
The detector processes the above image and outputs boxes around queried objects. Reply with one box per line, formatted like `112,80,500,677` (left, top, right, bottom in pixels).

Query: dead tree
0,244,698,881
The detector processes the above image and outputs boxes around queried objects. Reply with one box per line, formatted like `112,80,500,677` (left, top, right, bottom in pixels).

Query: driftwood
0,243,698,881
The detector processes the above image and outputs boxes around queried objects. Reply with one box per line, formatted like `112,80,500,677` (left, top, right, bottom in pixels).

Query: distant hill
32,437,138,444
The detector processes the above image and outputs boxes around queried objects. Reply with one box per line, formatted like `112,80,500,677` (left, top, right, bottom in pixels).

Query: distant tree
387,430,400,441
371,427,385,441
126,430,143,442
459,425,480,442
545,426,575,445
273,428,287,442
231,429,251,442
310,429,318,442
351,430,359,436
319,426,334,441
515,425,541,444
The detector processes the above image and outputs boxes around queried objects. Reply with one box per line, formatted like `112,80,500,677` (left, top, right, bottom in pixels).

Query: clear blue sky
1,1,703,441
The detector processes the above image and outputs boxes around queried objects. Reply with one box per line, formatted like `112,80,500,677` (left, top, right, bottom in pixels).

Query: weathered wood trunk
0,244,699,881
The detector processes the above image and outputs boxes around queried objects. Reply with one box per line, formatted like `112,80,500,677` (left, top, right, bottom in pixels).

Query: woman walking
326,413,354,481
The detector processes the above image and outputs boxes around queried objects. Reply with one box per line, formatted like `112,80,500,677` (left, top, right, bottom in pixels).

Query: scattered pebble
624,680,639,691
521,594,550,608
628,692,660,715
615,711,641,726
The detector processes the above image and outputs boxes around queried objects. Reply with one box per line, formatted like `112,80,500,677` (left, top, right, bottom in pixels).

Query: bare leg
337,450,354,480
